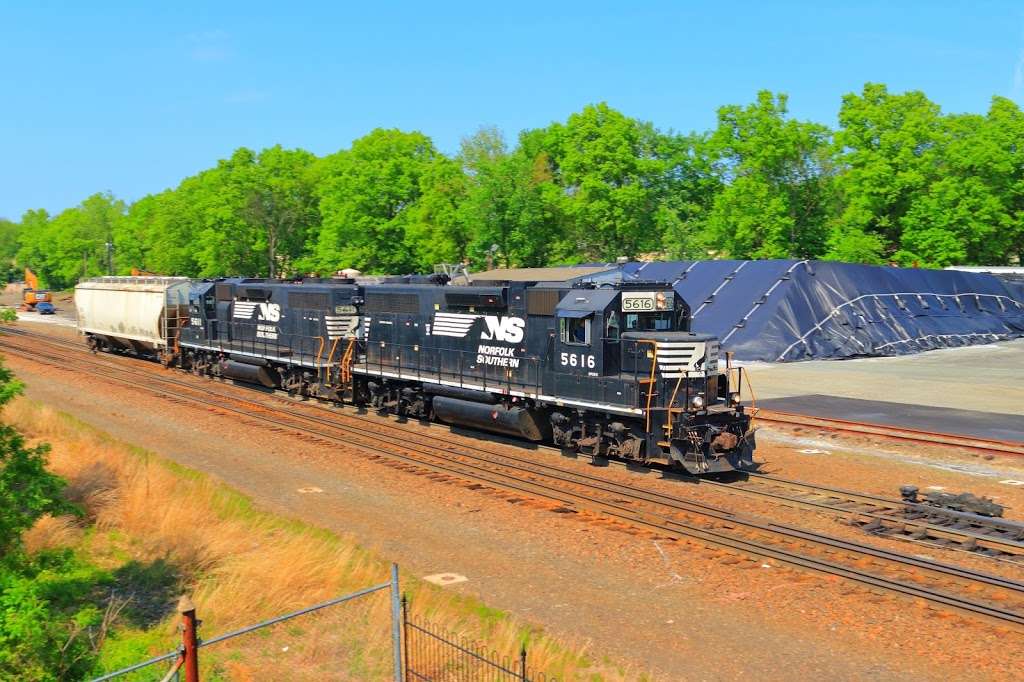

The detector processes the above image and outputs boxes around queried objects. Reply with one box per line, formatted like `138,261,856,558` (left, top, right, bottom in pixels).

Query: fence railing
91,564,403,682
91,564,552,681
403,597,550,682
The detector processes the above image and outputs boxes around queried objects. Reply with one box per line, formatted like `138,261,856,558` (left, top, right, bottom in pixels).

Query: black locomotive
164,271,754,474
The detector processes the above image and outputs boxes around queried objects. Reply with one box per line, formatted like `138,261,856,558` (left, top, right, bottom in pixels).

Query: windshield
624,311,676,331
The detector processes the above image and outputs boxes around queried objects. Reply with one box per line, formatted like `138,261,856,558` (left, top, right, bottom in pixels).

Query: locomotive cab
548,281,753,474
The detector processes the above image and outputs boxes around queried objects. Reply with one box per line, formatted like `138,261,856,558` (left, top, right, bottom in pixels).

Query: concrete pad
423,573,468,586
741,339,1024,416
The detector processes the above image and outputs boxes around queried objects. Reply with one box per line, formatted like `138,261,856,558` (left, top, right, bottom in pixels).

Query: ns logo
233,300,281,322
480,316,525,344
258,303,281,322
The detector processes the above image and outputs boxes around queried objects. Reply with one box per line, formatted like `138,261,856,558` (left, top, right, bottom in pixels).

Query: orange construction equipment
22,269,52,311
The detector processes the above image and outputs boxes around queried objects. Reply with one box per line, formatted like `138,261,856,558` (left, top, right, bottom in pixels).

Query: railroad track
755,408,1024,457
695,474,1024,563
5,327,1024,565
3,329,1024,633
13,328,1023,562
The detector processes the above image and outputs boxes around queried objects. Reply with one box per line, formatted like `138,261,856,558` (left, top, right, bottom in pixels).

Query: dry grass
23,513,83,553
7,398,645,681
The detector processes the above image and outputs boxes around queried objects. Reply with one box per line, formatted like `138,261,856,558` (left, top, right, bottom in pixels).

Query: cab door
602,310,621,375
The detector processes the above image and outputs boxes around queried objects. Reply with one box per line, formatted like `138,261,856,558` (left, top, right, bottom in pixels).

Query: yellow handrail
666,373,685,435
340,337,356,384
324,336,341,384
314,336,325,383
635,339,659,434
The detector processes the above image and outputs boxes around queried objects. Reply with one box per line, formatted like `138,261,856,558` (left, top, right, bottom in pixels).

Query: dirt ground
4,320,1024,680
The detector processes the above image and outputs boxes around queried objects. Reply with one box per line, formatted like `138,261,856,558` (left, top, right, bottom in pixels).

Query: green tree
546,103,667,260
701,91,834,259
0,359,110,681
308,129,441,274
828,83,946,262
237,145,319,278
119,190,203,276
15,209,53,287
897,99,1024,267
0,364,70,559
188,149,267,277
17,194,126,289
0,220,20,283
459,126,566,268
656,131,722,260
406,155,471,270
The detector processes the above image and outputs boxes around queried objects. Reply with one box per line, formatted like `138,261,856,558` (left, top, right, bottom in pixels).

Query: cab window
560,317,590,345
624,311,675,331
605,310,620,340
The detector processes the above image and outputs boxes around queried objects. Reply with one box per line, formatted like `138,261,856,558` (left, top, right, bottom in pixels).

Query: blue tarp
604,260,1024,362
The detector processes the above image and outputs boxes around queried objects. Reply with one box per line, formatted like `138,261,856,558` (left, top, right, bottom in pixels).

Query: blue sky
2,1,1022,220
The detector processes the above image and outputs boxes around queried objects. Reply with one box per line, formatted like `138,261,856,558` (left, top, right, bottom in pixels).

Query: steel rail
3,333,1024,632
698,474,1024,561
755,408,1024,457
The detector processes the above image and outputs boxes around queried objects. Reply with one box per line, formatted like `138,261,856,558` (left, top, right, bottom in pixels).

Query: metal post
178,595,200,682
401,594,410,678
520,645,528,681
390,564,403,682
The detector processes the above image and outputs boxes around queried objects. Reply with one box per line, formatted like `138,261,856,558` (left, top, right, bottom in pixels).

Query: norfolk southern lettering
476,344,520,367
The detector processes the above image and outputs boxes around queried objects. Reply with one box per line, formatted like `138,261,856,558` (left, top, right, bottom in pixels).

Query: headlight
729,392,741,406
691,395,705,410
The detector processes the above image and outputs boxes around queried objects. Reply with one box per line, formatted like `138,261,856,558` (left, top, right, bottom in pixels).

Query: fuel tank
423,384,499,404
431,396,548,441
220,359,278,388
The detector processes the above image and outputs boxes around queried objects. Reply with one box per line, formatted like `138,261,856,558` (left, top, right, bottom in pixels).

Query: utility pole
105,241,114,276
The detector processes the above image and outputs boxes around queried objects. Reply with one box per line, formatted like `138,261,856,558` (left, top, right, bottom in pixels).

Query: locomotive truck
76,273,755,474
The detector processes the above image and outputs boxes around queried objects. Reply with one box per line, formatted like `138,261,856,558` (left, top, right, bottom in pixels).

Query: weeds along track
3,329,1024,633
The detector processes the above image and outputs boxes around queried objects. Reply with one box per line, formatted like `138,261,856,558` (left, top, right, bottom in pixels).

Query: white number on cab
560,352,596,369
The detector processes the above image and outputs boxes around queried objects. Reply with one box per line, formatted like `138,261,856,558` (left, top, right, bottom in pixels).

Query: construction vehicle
21,269,52,311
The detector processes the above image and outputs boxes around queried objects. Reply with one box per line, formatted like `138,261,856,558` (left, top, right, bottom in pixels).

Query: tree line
4,82,1024,289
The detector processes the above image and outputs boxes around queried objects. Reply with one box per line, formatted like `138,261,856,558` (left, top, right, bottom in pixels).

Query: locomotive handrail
666,372,685,435
633,339,659,433
357,340,545,399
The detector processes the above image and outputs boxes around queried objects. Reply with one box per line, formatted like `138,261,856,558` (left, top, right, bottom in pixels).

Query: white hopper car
75,277,191,363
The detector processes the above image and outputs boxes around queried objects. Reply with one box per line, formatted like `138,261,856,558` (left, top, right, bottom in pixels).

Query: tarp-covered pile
611,260,1024,362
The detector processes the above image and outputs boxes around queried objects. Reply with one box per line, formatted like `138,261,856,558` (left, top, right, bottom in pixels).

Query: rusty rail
755,409,1024,457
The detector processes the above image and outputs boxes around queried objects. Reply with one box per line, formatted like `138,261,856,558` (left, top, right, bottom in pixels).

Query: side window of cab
559,317,590,345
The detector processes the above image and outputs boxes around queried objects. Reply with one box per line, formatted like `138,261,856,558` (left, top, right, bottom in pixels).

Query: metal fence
92,565,403,682
91,564,552,681
403,598,551,682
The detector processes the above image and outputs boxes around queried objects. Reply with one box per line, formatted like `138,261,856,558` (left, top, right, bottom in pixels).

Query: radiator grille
364,292,419,314
526,289,563,316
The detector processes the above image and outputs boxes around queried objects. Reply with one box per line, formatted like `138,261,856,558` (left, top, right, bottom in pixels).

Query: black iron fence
403,597,551,682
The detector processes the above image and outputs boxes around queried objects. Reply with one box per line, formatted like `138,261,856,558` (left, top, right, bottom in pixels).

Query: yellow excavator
22,268,52,311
